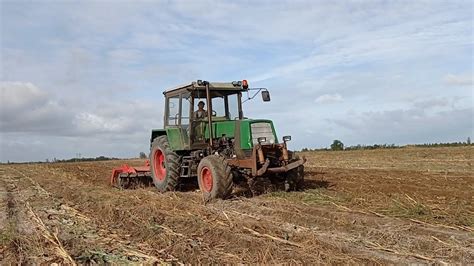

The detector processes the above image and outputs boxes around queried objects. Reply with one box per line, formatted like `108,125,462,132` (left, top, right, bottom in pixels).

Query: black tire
197,155,233,201
149,136,180,192
286,164,304,191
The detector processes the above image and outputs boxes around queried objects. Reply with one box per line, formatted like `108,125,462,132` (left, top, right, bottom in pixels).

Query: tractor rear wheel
150,136,180,192
197,155,233,201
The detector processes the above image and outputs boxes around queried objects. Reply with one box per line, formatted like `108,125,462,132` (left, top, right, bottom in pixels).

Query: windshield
193,92,240,120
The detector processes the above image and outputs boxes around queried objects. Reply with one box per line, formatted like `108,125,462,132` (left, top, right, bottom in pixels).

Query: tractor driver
192,101,207,142
194,101,207,119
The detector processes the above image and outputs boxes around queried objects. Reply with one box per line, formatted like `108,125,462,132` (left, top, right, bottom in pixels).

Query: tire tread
198,155,233,201
150,136,180,192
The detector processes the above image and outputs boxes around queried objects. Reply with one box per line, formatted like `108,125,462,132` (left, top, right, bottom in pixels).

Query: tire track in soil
6,166,414,261
2,165,177,264
11,164,364,264
5,162,474,263
0,168,21,263
0,169,54,264
217,198,473,263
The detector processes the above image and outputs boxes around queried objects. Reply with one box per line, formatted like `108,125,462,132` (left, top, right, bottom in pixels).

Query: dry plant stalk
366,240,447,264
156,225,185,237
25,202,75,265
409,218,473,232
243,226,303,248
124,249,162,263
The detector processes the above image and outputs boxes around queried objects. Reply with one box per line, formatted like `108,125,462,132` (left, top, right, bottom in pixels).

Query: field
1,146,473,264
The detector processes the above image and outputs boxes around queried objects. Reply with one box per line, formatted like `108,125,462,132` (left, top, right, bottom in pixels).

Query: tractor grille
251,122,276,145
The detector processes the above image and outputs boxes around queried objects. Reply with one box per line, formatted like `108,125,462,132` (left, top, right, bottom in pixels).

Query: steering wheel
212,110,217,116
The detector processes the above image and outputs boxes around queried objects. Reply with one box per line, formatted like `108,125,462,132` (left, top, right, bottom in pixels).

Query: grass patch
380,197,474,226
0,223,17,247
451,201,474,227
453,214,474,227
380,196,433,219
265,188,348,205
75,249,133,263
0,230,13,245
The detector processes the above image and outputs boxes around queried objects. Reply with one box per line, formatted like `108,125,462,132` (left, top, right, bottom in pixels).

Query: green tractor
112,80,305,201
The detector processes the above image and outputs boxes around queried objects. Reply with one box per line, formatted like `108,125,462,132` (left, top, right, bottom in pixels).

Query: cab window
212,96,225,117
181,93,191,126
167,96,179,126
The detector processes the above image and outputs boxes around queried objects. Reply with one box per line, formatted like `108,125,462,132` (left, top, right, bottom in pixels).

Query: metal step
180,156,193,178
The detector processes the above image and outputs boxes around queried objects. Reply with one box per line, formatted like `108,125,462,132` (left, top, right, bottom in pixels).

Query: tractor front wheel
197,155,233,201
150,136,180,192
285,165,304,191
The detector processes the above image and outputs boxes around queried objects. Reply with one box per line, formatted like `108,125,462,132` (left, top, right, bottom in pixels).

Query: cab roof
163,80,248,96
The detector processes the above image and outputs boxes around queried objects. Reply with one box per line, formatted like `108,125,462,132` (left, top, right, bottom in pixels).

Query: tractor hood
205,119,278,150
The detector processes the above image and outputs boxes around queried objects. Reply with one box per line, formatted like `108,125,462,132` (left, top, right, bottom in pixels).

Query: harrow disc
110,162,152,189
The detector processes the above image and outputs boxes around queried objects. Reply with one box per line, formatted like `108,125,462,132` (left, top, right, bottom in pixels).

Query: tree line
301,137,473,152
2,156,120,164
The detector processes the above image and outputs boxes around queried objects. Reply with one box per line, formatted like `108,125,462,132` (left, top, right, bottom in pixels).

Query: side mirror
262,91,271,102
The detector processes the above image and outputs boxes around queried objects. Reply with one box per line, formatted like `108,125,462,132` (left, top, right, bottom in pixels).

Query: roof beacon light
242,80,248,89
232,81,243,86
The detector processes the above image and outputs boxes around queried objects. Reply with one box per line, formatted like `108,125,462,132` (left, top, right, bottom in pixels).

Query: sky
0,0,473,162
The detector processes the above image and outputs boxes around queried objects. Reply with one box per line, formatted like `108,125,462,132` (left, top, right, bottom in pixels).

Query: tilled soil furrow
12,164,377,263
2,146,472,264
1,172,60,263
0,174,20,263
214,197,473,263
1,164,440,263
3,166,177,264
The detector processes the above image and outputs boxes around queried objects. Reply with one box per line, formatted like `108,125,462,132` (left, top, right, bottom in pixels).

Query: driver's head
198,101,205,109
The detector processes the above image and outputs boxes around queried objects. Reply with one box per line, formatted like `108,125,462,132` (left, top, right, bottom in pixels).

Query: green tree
330,140,344,151
467,137,471,145
139,152,147,159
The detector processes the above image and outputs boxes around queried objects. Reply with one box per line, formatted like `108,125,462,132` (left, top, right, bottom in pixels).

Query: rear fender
150,129,166,147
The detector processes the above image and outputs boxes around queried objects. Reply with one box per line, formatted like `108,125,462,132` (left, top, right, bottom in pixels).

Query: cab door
165,93,191,150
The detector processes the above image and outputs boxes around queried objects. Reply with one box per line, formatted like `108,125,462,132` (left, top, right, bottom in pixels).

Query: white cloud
412,97,461,110
0,81,163,161
0,82,48,111
314,94,343,104
328,106,473,145
247,2,472,83
0,1,472,160
0,82,159,136
444,74,473,86
74,113,125,133
0,82,74,134
107,49,143,65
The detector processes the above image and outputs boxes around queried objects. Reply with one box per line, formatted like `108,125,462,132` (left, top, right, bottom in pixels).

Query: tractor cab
156,80,271,151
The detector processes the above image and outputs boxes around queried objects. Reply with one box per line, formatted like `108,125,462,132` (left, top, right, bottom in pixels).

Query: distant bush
53,156,120,163
330,140,344,151
345,143,400,150
411,141,473,148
